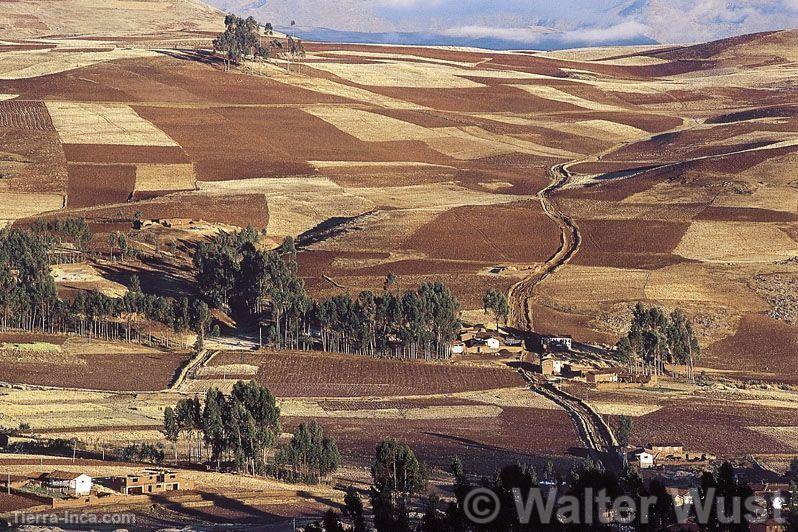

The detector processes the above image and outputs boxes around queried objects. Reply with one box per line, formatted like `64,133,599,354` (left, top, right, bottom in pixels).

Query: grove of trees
616,303,700,379
213,15,269,65
163,381,341,482
194,229,461,359
483,288,510,330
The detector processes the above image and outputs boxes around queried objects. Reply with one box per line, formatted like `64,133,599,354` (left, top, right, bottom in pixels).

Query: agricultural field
0,9,797,525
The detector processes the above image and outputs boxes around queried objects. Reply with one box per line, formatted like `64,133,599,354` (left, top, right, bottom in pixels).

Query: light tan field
304,106,444,142
509,84,623,112
748,426,798,451
306,60,486,88
135,163,196,192
46,102,178,146
0,192,63,225
0,0,223,40
0,48,159,80
712,185,798,213
674,222,798,262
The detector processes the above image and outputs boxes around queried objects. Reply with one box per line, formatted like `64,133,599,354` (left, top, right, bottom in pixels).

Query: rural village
0,0,796,529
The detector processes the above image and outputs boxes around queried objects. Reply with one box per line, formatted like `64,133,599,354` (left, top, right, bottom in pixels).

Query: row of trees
30,217,92,250
194,229,462,359
162,381,341,481
616,303,700,379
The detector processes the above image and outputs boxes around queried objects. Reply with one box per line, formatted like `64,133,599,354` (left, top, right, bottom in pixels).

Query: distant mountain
205,0,798,48
279,26,658,51
0,0,224,39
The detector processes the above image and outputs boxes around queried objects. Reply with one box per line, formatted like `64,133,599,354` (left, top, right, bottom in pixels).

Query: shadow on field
150,490,282,524
155,49,224,67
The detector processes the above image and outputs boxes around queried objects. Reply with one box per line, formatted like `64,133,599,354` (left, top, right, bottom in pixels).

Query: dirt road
519,370,619,468
508,162,581,330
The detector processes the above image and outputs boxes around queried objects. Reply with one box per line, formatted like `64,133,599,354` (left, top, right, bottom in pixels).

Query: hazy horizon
208,0,798,49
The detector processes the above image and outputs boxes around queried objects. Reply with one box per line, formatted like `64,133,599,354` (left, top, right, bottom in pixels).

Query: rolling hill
0,0,224,39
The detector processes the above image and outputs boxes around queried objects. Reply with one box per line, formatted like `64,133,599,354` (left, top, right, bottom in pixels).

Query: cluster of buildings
3,468,190,507
452,327,523,356
629,444,716,469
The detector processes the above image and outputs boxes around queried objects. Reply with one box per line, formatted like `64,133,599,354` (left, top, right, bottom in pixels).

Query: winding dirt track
508,162,581,330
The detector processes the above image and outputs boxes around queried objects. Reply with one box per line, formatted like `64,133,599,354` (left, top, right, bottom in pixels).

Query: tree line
313,442,766,532
162,380,340,482
616,303,700,379
0,227,210,347
194,229,462,359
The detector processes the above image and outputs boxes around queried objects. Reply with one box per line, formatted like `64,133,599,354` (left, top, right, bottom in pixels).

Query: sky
211,0,798,48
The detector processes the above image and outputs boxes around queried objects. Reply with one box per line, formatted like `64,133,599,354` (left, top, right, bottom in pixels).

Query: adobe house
585,368,621,384
665,487,695,508
648,444,686,460
540,355,564,377
40,471,93,496
111,469,189,495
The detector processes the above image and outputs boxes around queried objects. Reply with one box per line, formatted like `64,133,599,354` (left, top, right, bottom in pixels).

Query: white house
633,450,654,469
542,335,572,351
665,488,694,508
451,342,465,355
44,471,92,495
485,337,501,350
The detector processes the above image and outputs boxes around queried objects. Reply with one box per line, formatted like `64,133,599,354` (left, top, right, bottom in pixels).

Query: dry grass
45,102,177,146
622,181,720,205
0,192,63,224
266,65,422,109
304,107,575,159
428,126,578,160
314,50,479,68
200,177,533,237
590,402,662,417
51,263,129,297
0,48,159,79
674,221,798,262
712,185,798,213
573,120,648,140
537,45,669,62
510,84,622,112
305,61,485,89
303,106,445,142
536,265,649,310
747,426,798,450
134,163,196,193
642,263,765,310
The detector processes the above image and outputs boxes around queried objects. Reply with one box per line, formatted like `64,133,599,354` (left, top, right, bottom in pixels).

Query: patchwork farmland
0,5,796,526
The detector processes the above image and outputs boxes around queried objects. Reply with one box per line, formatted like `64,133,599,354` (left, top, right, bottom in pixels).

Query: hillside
0,0,224,39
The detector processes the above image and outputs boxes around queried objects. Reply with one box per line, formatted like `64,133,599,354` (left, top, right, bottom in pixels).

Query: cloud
445,21,651,46
561,21,652,43
642,0,798,43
